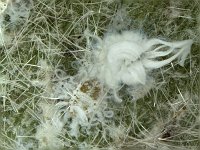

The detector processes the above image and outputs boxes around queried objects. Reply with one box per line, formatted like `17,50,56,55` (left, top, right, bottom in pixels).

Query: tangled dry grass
0,0,199,149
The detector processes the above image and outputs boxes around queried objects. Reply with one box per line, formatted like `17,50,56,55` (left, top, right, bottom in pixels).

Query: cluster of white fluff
2,0,32,26
0,1,7,14
35,72,118,149
35,102,66,150
0,0,32,45
83,30,193,102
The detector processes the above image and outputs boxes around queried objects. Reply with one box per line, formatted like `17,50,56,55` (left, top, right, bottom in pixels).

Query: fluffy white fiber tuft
83,31,193,102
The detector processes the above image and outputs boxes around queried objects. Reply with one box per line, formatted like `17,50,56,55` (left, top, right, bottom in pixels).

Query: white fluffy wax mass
84,31,193,99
